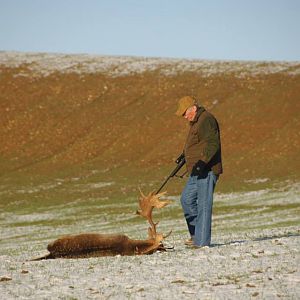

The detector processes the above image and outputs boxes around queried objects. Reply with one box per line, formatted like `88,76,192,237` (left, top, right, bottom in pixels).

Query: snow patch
1,51,299,78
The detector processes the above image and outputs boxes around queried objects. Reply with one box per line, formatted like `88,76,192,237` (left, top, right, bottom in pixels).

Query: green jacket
184,107,223,176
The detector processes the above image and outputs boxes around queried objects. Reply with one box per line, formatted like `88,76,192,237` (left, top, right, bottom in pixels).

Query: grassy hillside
0,52,299,194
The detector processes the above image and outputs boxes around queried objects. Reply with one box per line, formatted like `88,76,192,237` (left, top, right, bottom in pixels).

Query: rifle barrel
155,176,171,194
155,158,186,194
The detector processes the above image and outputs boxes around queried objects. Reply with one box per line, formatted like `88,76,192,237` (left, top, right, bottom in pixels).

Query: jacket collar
190,106,206,124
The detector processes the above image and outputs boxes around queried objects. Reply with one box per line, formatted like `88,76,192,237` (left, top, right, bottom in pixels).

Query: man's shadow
210,231,300,247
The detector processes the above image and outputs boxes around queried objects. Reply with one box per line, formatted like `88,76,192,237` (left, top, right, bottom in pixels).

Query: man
175,96,223,248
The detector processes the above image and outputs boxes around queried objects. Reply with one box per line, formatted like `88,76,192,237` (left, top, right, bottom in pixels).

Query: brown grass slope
0,53,300,191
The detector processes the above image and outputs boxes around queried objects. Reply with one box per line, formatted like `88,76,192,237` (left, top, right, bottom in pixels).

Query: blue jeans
180,171,218,247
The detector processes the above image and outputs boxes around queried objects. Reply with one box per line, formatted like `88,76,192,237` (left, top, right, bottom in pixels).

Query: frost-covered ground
0,229,299,300
0,180,299,299
1,51,300,77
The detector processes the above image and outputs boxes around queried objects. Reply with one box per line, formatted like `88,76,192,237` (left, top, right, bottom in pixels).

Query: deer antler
136,190,172,237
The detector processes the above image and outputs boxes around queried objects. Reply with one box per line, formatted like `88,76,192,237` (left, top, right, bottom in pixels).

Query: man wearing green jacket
175,96,223,247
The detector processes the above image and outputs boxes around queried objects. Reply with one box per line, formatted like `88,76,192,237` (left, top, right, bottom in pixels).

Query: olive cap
175,96,197,116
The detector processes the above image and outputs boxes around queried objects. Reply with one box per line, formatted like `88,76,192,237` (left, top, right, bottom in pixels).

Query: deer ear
163,230,172,239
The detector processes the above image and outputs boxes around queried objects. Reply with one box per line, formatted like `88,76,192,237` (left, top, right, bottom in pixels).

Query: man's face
184,106,197,121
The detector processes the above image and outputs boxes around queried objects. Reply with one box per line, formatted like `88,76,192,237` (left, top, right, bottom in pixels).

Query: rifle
155,153,186,194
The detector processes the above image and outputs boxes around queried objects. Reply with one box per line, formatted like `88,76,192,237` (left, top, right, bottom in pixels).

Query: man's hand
191,160,207,177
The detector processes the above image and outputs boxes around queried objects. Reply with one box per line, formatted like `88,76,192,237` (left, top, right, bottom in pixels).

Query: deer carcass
31,191,172,260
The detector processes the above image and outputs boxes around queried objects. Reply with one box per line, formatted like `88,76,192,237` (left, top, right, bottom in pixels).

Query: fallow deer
31,191,172,260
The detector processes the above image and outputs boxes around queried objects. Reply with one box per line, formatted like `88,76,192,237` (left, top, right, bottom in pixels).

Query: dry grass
0,52,300,192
